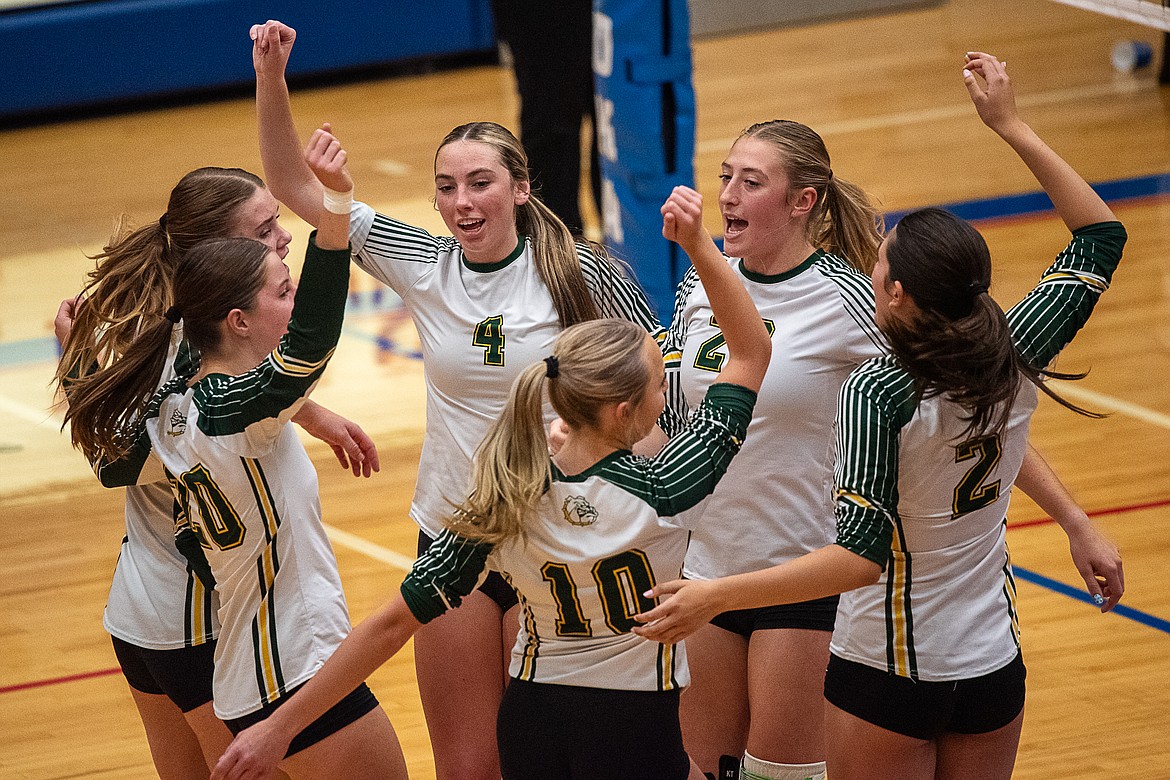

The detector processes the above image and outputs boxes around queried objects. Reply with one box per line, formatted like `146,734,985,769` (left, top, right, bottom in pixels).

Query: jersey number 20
172,464,247,550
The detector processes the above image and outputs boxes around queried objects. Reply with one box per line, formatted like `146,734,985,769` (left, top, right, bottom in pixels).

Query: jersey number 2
473,315,505,366
542,550,657,637
952,435,1003,519
693,316,775,372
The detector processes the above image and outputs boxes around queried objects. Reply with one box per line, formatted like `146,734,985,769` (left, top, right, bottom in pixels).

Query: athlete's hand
631,579,723,645
661,186,711,259
250,19,296,80
210,718,289,780
963,52,1024,137
305,124,353,195
53,295,81,347
1067,521,1124,612
292,401,380,477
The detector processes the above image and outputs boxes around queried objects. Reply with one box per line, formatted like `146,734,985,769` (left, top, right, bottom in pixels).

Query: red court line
0,666,121,694
4,497,1167,697
1007,496,1170,531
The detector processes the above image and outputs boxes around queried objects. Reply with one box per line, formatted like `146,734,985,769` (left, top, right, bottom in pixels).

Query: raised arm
964,52,1116,231
251,20,325,226
303,124,352,248
661,185,771,392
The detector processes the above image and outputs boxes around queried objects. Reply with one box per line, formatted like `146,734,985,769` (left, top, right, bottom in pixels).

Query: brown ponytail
56,167,266,453
64,237,271,463
883,208,1101,437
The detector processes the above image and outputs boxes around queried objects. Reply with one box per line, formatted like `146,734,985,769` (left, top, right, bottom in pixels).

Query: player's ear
514,179,531,207
224,308,249,338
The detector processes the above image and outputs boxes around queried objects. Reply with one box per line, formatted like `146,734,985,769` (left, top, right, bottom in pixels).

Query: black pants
491,0,600,233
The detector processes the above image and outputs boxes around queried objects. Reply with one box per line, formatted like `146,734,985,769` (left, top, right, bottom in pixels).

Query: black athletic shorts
225,682,380,758
418,528,519,612
111,634,215,713
709,594,840,636
497,678,691,780
824,651,1027,740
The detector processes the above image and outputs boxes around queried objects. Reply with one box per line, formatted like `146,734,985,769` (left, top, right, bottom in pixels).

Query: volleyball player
251,20,670,779
635,52,1126,780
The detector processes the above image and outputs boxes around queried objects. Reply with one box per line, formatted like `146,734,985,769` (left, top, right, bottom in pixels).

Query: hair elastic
158,213,168,231
543,355,559,379
164,306,181,324
969,281,990,296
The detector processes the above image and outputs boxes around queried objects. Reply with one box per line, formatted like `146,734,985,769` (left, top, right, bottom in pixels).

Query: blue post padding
594,0,696,320
0,0,495,117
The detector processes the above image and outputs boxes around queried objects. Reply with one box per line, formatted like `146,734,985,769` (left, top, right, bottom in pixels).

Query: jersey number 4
473,315,505,366
541,550,657,637
693,316,776,372
952,434,1003,519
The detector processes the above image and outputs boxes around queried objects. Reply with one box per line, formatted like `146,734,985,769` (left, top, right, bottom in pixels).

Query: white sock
739,751,826,780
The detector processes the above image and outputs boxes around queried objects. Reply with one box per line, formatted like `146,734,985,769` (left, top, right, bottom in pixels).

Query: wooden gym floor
1,0,1168,776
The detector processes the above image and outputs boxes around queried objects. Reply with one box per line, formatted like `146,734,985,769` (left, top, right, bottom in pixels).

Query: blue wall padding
0,0,495,117
594,0,696,319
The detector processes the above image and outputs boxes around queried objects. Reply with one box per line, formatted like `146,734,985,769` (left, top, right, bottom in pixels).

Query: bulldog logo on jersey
562,495,598,527
167,408,187,437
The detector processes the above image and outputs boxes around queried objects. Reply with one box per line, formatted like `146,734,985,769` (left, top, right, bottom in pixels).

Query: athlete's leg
128,687,213,780
278,707,407,779
824,700,936,780
182,700,233,770
934,711,1023,780
744,628,831,764
414,589,510,780
678,622,749,775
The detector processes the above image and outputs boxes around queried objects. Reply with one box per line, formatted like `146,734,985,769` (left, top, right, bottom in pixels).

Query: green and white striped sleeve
400,529,494,623
196,234,350,438
1008,221,1126,369
833,358,916,568
604,382,755,517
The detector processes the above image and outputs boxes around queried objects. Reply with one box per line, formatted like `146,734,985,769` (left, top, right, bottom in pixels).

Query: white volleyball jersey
104,329,219,649
400,384,756,691
349,203,665,537
663,251,884,579
831,222,1126,681
106,237,353,718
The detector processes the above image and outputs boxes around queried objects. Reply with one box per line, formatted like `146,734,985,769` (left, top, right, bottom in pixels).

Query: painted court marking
2,496,1166,695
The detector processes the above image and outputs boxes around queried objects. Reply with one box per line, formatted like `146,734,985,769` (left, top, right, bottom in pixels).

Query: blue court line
0,335,60,366
4,171,1169,370
884,171,1170,226
1013,566,1170,634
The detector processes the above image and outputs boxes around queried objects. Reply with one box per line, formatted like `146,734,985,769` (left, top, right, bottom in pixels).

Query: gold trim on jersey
885,521,917,680
242,458,286,703
656,639,680,691
270,346,335,377
1002,542,1021,647
186,572,213,646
